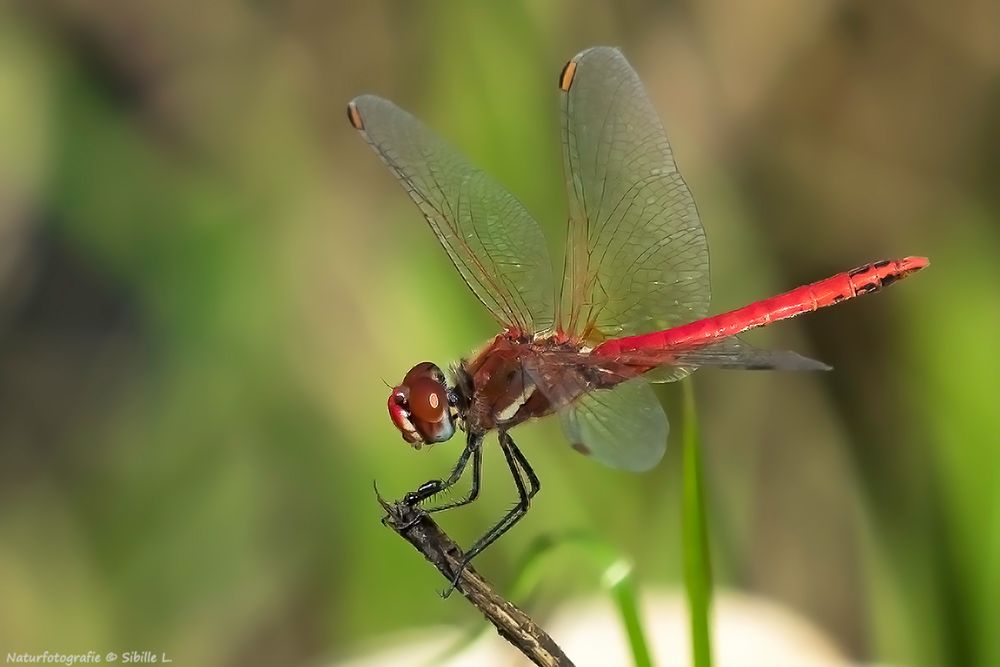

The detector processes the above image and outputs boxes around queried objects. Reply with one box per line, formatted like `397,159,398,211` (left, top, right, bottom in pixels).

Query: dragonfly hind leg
443,430,540,596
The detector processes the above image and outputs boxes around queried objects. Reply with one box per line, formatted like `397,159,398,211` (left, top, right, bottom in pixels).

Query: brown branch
377,491,575,667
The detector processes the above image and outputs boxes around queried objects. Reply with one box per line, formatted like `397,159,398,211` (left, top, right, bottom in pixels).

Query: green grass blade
682,378,714,667
603,556,654,667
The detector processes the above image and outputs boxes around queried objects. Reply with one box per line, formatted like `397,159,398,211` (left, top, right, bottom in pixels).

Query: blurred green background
1,1,998,665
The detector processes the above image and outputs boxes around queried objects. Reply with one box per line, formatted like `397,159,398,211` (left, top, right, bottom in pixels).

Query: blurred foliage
1,1,998,665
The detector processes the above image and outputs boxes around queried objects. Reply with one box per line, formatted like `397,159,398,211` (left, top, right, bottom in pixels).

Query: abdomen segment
593,256,929,356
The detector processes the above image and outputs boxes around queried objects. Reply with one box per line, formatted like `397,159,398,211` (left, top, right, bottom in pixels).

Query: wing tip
560,46,627,92
558,59,578,91
792,354,832,371
570,45,623,60
347,94,394,130
346,99,364,130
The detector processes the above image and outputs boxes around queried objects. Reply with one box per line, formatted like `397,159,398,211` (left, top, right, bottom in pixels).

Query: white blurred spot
331,588,857,667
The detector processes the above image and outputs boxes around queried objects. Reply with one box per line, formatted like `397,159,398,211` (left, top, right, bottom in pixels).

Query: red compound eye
407,377,447,422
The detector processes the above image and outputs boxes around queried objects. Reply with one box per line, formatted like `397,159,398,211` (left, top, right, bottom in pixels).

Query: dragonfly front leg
421,445,483,514
442,430,540,596
403,432,484,508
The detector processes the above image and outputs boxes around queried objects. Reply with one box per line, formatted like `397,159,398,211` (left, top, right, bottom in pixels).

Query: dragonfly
347,46,927,579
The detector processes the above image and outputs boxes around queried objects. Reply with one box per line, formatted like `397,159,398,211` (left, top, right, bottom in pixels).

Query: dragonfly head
388,362,457,449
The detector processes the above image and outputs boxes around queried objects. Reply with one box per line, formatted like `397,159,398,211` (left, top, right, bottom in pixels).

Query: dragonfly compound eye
407,377,448,422
403,361,446,386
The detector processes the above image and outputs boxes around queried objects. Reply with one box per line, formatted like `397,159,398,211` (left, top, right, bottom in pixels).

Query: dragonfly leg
403,432,484,508
442,431,540,596
422,445,483,514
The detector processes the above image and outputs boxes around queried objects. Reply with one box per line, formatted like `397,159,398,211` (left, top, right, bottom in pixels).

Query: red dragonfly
348,46,927,574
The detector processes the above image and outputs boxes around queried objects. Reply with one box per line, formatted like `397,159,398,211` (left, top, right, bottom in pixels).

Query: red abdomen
594,256,928,356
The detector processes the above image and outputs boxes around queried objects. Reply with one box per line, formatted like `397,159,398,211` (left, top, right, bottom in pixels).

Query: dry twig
377,491,574,667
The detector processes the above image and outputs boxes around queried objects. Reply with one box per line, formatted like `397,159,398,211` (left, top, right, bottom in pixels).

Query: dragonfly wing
348,95,555,335
558,47,710,341
521,336,827,403
601,336,830,381
668,337,831,372
559,377,668,472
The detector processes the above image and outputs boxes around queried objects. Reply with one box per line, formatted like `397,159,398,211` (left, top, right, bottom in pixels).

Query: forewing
349,95,555,334
558,47,710,341
559,378,668,472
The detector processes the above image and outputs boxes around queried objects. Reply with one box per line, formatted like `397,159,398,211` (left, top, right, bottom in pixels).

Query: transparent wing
667,337,831,372
348,95,555,334
526,336,827,469
558,378,668,472
599,337,830,382
522,336,827,410
558,47,710,342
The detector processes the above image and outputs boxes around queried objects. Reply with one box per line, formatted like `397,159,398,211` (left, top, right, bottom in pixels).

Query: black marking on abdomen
848,264,872,278
855,281,880,295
